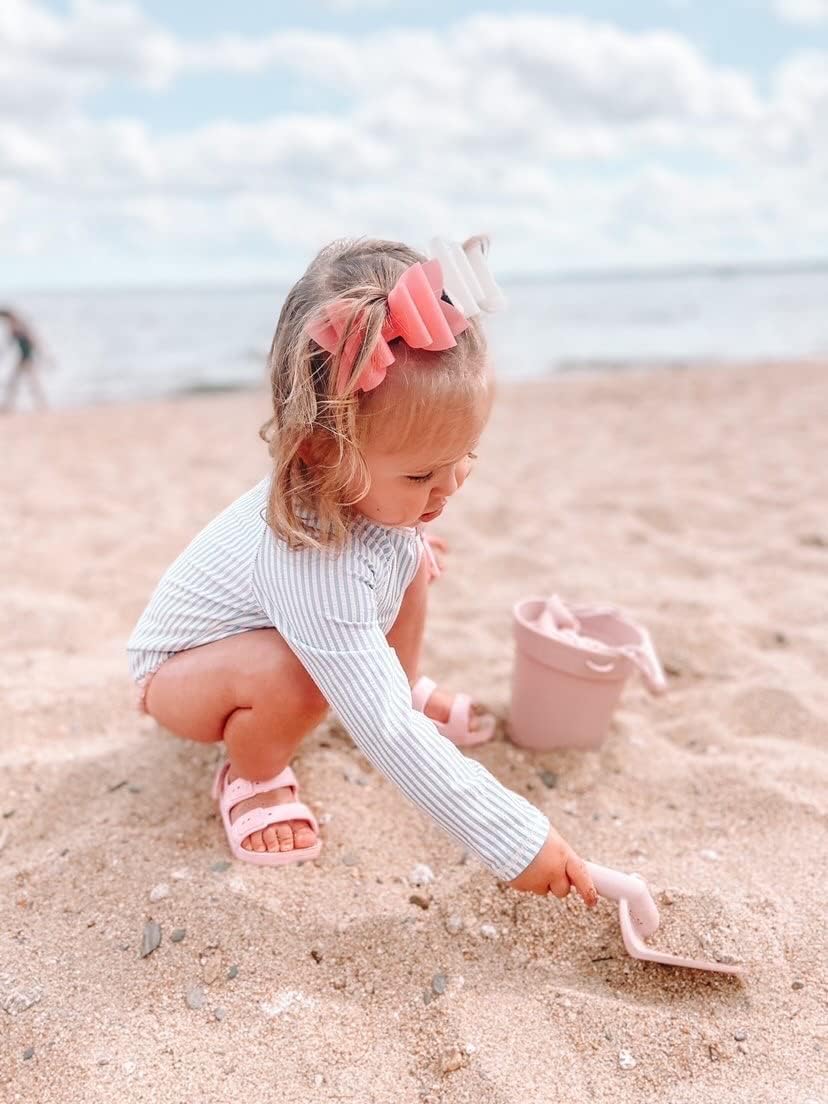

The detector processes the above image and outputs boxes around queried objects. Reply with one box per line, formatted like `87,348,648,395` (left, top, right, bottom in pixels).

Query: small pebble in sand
23,1047,34,1060
409,894,430,910
211,861,231,873
734,1030,747,1042
440,1048,466,1074
699,849,720,862
170,868,190,881
539,770,558,789
432,974,447,995
310,948,323,963
446,915,463,934
479,923,498,939
618,1050,637,1071
127,783,142,794
214,1007,226,1021
260,989,316,1016
341,852,359,867
149,883,170,902
185,986,206,1010
140,921,162,958
791,980,804,990
227,965,239,980
171,929,186,943
0,976,43,1015
409,864,434,886
201,953,223,986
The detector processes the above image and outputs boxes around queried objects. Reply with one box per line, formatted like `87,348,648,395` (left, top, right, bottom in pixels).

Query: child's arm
252,532,595,903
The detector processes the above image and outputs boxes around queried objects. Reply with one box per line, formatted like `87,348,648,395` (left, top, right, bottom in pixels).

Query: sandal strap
227,800,318,843
411,675,437,713
447,692,472,732
214,762,298,812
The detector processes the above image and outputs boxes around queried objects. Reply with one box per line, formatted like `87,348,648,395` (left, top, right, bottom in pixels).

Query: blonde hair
260,236,490,551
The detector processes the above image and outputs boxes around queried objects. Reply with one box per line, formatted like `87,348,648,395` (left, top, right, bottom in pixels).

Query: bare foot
225,767,318,854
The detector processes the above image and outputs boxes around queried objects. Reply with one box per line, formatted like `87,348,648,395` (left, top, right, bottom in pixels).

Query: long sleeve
251,527,550,882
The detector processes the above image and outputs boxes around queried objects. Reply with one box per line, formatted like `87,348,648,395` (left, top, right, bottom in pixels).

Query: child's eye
407,453,477,483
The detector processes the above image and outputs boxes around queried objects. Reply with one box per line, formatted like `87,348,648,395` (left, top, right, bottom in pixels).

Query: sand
1,361,826,1104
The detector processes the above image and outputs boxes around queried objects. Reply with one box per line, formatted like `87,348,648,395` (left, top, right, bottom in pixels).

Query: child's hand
508,827,598,907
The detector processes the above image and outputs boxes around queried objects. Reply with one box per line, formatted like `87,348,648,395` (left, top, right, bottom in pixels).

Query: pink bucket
510,596,666,751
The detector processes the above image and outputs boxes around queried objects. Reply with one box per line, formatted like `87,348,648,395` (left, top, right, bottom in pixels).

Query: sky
0,0,827,289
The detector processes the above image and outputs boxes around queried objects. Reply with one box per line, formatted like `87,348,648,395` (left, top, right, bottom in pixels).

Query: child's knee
252,649,327,720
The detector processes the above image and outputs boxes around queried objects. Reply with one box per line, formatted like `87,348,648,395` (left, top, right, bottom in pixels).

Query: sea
3,266,827,409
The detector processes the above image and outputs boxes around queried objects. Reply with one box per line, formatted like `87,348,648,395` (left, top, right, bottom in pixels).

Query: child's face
354,437,479,529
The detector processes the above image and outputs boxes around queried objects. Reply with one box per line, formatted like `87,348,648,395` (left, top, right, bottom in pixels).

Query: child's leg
145,628,327,775
1,366,22,413
25,363,48,410
386,551,489,733
385,548,430,680
145,628,328,854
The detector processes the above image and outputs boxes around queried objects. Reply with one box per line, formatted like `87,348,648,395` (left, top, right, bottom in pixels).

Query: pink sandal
411,676,496,748
211,760,323,867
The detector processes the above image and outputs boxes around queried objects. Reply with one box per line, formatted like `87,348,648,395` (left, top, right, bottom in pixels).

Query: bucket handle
585,659,615,674
622,629,667,695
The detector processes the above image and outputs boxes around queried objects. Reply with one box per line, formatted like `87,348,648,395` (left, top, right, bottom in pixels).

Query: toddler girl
127,235,597,906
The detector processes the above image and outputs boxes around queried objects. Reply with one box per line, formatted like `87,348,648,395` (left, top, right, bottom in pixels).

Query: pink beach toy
586,862,744,975
510,596,666,751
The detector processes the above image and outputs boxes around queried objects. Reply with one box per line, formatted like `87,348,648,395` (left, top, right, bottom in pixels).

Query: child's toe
293,822,317,850
275,823,294,851
262,825,280,851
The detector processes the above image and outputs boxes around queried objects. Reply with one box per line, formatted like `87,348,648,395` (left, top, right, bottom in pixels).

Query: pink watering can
510,595,666,751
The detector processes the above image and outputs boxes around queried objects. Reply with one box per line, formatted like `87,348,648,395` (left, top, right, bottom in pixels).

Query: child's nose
435,461,464,497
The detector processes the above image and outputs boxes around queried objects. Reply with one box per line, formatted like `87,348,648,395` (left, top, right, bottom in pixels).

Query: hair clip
306,259,468,394
428,237,506,317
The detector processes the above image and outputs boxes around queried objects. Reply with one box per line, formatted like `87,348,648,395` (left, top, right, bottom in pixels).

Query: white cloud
773,0,828,24
0,2,826,281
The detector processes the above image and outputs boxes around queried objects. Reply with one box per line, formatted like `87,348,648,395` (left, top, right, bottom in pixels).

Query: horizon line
3,256,827,298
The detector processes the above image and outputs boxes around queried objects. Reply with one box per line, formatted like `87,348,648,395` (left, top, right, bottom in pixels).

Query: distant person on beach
127,236,598,908
0,308,48,412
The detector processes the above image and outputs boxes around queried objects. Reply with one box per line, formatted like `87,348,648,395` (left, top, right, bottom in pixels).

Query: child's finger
546,871,571,899
566,855,599,908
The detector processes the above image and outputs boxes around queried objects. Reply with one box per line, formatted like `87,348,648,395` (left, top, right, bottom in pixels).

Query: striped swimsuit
127,477,549,881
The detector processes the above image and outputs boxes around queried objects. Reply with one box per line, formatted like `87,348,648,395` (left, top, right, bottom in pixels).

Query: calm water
3,268,827,409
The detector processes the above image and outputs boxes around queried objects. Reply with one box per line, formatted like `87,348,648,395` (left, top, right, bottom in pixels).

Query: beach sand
1,361,826,1104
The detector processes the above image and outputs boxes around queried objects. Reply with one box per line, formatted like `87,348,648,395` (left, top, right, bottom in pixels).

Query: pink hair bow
306,258,469,394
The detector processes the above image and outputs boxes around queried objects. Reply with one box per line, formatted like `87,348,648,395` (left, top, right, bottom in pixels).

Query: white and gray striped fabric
127,477,549,880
